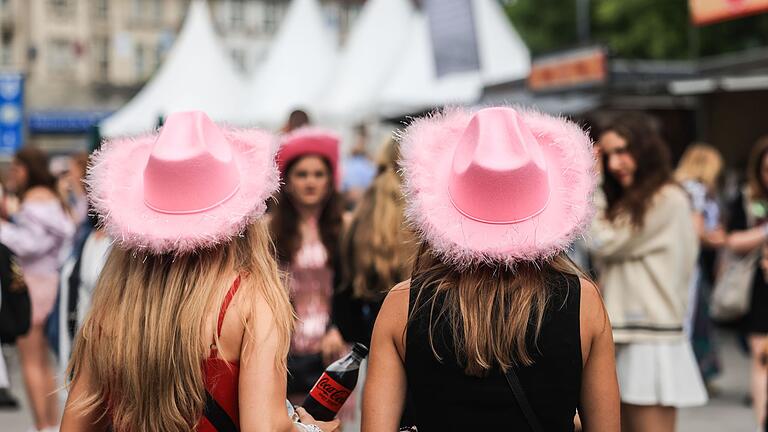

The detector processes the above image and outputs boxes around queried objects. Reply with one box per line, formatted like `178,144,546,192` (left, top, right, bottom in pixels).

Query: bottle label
308,373,352,413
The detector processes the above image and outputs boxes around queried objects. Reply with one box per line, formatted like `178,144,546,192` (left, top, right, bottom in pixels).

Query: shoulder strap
504,367,544,432
204,390,238,432
217,276,241,338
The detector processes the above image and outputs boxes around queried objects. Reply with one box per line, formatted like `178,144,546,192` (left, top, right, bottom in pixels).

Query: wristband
295,423,323,432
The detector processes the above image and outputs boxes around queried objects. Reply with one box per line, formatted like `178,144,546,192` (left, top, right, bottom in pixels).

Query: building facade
0,0,363,132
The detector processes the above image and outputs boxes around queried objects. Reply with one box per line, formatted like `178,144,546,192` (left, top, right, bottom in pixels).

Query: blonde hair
410,246,586,376
67,221,293,431
675,143,723,191
342,137,416,300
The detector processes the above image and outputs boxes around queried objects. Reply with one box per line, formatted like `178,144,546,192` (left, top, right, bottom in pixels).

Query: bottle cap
352,343,369,359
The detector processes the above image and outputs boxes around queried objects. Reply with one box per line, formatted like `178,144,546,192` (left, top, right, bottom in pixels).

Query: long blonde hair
409,245,585,377
342,137,416,301
675,143,723,192
67,221,293,431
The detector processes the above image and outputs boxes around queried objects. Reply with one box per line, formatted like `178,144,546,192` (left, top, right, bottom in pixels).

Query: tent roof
378,0,530,117
246,0,337,127
319,0,415,123
100,0,246,137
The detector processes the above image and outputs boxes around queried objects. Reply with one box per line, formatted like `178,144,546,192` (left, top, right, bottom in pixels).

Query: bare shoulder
375,280,411,360
377,281,411,332
579,277,609,337
382,280,411,313
23,187,58,203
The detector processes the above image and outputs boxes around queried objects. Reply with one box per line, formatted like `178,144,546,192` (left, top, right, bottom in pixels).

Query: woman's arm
725,225,767,255
362,281,410,432
578,278,620,432
239,288,339,432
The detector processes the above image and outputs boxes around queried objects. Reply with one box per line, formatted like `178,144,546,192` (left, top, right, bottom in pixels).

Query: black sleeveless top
405,271,582,432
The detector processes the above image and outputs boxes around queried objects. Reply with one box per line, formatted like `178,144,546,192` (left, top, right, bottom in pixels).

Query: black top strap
504,367,544,432
204,390,238,432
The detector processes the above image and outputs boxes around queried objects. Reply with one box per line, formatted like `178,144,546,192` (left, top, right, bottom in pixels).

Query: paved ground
0,331,760,431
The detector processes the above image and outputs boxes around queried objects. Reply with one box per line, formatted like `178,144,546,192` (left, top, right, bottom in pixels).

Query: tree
503,0,768,59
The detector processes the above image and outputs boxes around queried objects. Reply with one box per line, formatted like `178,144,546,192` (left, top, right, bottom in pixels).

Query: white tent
245,0,337,127
100,0,247,137
318,0,415,124
378,0,530,117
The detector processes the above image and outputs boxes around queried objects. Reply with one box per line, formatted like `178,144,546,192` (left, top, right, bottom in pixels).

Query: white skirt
616,339,708,407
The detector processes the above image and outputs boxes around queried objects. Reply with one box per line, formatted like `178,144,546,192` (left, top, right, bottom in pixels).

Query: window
154,43,164,70
230,0,245,29
152,0,163,24
93,37,109,80
1,38,12,67
263,2,280,34
48,0,74,19
231,49,246,73
47,38,75,75
131,0,142,22
92,0,108,20
135,43,145,79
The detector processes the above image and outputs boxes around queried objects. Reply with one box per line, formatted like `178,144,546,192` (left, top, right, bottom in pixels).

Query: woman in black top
362,107,619,431
724,136,768,426
335,137,415,348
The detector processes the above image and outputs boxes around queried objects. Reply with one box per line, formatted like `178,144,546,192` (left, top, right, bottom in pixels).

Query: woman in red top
60,112,337,432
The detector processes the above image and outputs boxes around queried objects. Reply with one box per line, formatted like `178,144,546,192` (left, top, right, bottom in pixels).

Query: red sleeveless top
197,276,242,431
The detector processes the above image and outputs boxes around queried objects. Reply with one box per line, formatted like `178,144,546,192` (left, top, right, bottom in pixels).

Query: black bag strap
504,367,544,432
204,390,238,432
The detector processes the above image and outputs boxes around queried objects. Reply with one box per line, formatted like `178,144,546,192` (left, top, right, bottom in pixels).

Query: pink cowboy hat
87,111,279,254
277,127,340,185
400,106,596,267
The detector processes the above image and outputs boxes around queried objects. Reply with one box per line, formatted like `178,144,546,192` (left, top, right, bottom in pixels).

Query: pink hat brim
87,127,279,255
400,107,597,268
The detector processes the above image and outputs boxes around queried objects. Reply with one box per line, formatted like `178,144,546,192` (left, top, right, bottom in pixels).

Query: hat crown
448,107,551,223
143,111,241,214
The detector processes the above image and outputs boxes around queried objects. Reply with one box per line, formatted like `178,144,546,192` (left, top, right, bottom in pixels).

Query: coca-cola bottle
302,343,369,421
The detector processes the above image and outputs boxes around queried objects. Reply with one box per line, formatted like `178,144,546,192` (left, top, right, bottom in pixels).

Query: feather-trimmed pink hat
400,106,596,268
277,128,340,184
87,111,279,255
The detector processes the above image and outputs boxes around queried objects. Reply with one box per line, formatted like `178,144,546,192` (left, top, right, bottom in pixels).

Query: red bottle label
308,373,352,413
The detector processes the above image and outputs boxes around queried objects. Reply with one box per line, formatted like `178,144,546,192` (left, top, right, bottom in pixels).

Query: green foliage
503,0,579,56
503,0,768,59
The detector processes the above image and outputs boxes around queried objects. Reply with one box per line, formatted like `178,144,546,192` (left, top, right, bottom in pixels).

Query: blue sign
0,73,24,156
28,110,112,134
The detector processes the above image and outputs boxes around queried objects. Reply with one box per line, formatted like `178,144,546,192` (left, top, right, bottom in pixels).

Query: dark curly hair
601,113,673,228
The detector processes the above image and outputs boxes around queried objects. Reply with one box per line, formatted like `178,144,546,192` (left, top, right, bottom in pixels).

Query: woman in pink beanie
270,128,349,404
363,107,620,431
61,111,338,432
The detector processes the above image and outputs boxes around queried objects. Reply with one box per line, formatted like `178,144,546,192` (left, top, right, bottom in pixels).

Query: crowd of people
0,106,764,432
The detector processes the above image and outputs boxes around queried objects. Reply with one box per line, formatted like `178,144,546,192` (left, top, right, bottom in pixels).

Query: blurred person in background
2,147,74,432
62,152,89,226
57,207,111,380
675,144,726,390
364,107,620,432
270,129,349,404
723,136,768,426
341,124,376,210
334,137,416,429
61,111,337,432
590,113,707,432
336,136,415,349
282,109,312,134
